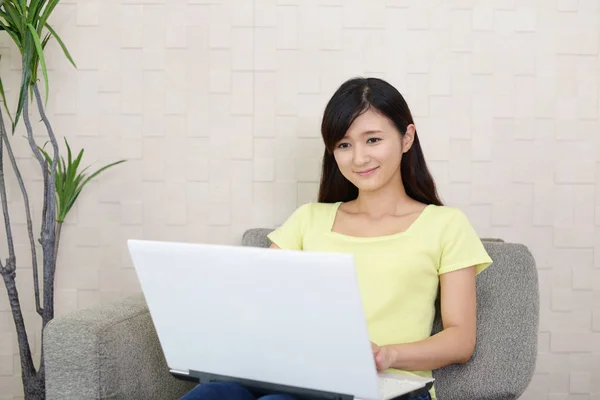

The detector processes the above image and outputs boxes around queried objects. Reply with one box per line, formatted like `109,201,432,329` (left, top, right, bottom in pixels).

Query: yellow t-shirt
266,201,493,400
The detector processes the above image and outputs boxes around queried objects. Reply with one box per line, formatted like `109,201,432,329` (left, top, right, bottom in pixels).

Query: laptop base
171,370,433,400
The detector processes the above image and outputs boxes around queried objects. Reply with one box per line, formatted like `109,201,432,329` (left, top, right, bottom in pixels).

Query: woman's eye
367,138,381,144
337,142,350,149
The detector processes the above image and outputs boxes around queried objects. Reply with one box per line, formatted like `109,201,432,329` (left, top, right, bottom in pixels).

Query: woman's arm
373,266,477,371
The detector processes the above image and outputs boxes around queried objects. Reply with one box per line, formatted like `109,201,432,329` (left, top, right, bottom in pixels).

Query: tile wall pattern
0,0,598,398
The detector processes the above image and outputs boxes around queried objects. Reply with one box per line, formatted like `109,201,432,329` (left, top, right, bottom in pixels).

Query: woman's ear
402,124,416,153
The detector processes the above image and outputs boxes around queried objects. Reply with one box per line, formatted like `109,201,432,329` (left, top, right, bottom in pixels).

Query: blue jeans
179,381,432,400
179,382,294,400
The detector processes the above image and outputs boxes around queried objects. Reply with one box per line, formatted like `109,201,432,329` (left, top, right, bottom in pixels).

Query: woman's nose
352,145,369,165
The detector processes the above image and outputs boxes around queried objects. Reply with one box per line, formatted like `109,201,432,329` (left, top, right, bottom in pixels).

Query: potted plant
0,1,126,398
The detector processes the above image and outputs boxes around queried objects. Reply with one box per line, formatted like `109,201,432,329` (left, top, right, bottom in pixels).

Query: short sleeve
266,203,312,250
438,209,493,276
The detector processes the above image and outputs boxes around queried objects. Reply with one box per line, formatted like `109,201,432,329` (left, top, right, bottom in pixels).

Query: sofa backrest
241,228,539,400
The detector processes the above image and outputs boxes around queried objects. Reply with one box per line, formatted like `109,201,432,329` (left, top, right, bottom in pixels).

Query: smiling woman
318,78,443,207
266,78,492,400
180,77,492,400
331,109,404,193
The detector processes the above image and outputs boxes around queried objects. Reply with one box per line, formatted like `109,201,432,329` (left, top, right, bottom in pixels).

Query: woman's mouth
355,167,379,176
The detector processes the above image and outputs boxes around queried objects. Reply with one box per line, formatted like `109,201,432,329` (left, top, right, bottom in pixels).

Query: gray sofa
44,229,539,400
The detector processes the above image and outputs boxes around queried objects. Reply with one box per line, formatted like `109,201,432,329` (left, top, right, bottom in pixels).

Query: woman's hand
371,342,395,371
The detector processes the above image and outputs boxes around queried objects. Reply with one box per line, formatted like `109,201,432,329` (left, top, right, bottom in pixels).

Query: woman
180,77,492,400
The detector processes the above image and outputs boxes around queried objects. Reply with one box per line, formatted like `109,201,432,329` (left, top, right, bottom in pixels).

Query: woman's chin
353,180,384,193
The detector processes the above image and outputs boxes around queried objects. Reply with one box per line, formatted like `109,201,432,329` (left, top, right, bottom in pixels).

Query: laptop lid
127,239,381,400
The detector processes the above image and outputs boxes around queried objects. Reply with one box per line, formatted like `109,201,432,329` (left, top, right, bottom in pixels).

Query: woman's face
333,108,414,193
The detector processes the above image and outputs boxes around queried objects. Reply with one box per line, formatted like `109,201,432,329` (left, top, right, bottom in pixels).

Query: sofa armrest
44,293,196,400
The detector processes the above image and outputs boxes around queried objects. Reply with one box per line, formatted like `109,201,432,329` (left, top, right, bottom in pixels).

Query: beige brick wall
0,0,599,398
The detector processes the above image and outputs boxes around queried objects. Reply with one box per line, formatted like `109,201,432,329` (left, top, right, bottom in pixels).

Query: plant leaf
27,0,45,24
57,154,66,207
63,159,126,221
16,0,26,14
70,145,83,174
62,143,79,204
38,145,52,165
30,33,50,82
55,138,74,221
37,0,58,36
59,153,65,177
43,138,128,222
26,22,48,105
65,136,72,166
0,61,14,128
80,160,127,189
3,1,24,36
42,31,50,47
0,19,22,48
13,30,34,132
44,23,76,68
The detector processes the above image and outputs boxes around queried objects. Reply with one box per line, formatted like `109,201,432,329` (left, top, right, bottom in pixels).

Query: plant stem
22,89,51,328
1,272,38,391
0,102,43,316
22,86,57,334
0,117,15,269
0,109,36,389
38,222,62,378
33,83,59,327
54,221,62,264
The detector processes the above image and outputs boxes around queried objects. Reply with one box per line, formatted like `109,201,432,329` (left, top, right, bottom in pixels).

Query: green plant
0,0,76,131
0,1,126,398
39,138,126,257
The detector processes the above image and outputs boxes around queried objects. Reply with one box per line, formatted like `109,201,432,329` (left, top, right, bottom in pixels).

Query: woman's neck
353,178,417,218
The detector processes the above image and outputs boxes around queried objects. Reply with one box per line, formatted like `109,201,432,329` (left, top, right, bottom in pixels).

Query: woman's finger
371,341,380,353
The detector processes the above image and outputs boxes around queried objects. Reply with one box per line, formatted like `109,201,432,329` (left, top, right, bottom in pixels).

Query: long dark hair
317,77,443,206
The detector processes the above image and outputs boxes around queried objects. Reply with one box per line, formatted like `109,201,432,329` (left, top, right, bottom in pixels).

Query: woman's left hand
371,342,395,370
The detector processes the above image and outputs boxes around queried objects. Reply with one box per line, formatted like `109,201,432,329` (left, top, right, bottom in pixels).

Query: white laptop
127,239,434,400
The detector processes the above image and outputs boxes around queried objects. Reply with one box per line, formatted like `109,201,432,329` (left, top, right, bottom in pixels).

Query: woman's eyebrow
342,129,383,139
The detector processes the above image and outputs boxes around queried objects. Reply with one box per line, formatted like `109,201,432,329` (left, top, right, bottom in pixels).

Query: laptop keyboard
378,376,424,398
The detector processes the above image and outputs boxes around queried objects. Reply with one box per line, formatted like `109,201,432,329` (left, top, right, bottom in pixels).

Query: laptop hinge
170,368,196,383
189,370,354,400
